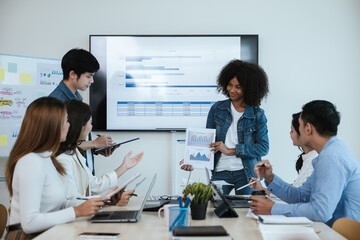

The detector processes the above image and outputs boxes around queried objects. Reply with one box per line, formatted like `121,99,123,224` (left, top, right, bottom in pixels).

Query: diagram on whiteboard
0,53,62,157
184,128,215,170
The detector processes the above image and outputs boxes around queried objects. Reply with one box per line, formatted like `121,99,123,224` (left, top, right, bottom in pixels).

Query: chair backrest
332,217,360,240
0,203,8,238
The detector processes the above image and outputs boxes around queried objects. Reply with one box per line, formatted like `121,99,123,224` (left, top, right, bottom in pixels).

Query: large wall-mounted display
90,35,258,131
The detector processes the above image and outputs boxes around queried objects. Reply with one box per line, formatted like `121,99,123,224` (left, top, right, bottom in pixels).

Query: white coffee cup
158,204,178,226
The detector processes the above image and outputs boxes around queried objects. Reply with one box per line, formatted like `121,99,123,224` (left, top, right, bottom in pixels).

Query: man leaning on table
249,100,360,227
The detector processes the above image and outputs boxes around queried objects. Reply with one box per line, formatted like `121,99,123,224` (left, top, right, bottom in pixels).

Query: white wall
1,0,360,211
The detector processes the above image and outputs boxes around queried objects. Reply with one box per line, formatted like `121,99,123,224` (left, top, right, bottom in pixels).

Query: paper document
183,128,215,170
259,224,319,240
258,215,313,225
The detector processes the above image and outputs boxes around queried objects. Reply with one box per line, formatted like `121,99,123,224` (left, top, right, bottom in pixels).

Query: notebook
205,168,250,208
90,174,156,223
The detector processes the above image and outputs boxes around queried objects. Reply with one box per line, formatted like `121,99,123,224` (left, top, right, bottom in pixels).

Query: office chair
332,217,360,240
0,203,8,238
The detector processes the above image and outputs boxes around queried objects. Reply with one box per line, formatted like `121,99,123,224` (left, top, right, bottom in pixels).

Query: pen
131,193,138,197
96,134,102,137
76,197,89,200
236,181,256,191
77,197,110,203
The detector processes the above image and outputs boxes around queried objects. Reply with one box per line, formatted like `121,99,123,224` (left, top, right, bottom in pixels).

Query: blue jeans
211,169,253,195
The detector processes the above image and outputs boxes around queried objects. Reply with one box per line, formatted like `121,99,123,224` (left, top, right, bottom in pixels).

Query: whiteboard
0,53,62,157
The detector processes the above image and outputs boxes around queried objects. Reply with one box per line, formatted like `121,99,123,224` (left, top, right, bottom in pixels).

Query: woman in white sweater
55,100,144,205
290,112,318,187
5,97,108,239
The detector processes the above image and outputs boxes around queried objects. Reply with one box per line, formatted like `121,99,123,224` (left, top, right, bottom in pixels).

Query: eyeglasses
158,195,179,201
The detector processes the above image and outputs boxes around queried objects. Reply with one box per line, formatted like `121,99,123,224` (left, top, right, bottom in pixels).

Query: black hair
292,112,304,173
56,100,92,157
61,48,100,80
301,100,340,137
217,59,269,106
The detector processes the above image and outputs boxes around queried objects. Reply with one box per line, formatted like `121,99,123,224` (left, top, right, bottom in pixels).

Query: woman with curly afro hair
182,59,269,195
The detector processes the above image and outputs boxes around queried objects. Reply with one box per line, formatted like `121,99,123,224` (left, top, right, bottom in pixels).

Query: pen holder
168,206,189,232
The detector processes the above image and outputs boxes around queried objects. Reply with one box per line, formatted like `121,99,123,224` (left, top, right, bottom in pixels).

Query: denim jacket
206,99,269,181
49,80,83,102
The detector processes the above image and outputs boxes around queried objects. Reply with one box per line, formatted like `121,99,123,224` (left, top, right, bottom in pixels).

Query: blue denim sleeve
269,151,348,223
206,104,216,129
236,110,269,159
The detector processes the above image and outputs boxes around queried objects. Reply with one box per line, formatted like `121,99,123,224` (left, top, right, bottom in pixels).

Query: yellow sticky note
0,136,7,146
0,68,4,81
19,73,31,83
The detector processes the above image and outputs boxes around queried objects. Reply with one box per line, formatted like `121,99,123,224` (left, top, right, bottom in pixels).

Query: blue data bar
125,83,216,88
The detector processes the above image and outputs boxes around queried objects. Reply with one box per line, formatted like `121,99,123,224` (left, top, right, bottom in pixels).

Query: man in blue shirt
49,48,115,174
250,100,360,226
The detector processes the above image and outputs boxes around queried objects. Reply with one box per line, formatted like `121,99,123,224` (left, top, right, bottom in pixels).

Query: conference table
34,197,346,240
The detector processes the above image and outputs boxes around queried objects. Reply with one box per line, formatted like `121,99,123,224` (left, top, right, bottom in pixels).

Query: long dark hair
292,112,304,173
56,100,91,157
6,97,66,196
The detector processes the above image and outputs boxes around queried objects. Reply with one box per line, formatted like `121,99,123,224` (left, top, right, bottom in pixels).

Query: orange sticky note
0,68,4,81
0,136,7,146
19,73,31,83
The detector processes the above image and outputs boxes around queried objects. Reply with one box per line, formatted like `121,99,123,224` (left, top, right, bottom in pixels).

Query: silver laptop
90,174,156,223
205,168,249,208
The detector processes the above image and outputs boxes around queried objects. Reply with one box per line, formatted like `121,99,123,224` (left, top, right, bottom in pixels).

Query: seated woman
55,100,144,205
5,97,107,239
290,112,318,187
250,112,318,193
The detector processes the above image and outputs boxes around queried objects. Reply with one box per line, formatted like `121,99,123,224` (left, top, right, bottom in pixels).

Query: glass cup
168,206,189,232
251,190,267,199
158,204,178,227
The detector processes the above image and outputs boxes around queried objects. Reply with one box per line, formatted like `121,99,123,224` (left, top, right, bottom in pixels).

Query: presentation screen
89,35,258,131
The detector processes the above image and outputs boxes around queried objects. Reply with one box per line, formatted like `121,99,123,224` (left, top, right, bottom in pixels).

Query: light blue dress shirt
267,136,360,226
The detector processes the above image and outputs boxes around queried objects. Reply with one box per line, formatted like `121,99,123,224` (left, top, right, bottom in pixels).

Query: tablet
106,173,141,198
93,137,139,153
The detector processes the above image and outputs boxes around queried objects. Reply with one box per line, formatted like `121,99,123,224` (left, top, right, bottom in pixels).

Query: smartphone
79,232,119,239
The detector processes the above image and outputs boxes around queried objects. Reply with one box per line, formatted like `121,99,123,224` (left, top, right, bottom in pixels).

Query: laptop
90,174,156,223
205,168,250,208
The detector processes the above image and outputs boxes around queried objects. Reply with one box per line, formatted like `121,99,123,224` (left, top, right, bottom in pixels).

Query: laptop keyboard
111,210,138,219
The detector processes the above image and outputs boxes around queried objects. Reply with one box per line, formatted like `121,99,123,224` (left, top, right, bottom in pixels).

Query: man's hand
249,178,265,191
254,160,274,184
249,196,274,215
93,135,114,149
97,144,120,157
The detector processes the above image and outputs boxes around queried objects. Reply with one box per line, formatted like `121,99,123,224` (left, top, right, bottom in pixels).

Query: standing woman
182,60,269,195
5,97,107,239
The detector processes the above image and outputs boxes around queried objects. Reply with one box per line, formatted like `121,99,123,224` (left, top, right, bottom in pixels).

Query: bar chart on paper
184,128,216,169
189,152,211,161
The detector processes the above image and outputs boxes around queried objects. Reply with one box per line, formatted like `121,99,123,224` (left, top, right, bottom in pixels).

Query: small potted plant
182,182,213,220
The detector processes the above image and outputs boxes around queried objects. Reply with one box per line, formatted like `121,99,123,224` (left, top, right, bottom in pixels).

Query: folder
172,226,229,236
